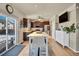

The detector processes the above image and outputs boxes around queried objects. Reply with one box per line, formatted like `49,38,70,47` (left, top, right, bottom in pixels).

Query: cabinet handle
44,39,46,44
31,39,32,43
38,47,40,56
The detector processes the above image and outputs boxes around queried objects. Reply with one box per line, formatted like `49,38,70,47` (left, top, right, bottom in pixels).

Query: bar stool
29,36,48,56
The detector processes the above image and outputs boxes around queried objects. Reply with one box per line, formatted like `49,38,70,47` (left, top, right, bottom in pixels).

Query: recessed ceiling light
76,6,79,9
34,5,38,7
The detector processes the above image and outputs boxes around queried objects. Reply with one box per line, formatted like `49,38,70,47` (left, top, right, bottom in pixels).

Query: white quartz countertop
27,32,48,37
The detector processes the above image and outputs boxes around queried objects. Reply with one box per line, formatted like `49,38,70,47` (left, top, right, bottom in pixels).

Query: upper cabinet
23,18,27,28
32,21,43,28
42,21,49,25
31,20,49,28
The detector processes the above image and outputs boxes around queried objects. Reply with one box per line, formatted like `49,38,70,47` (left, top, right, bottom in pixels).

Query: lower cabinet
70,33,76,51
23,32,29,41
56,30,78,52
56,30,69,47
23,32,32,41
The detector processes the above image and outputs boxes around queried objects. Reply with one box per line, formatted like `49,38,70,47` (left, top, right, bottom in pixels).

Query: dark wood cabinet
42,21,49,25
23,31,33,41
23,32,27,41
33,21,43,28
31,21,49,28
31,20,50,32
31,21,33,27
23,32,29,41
23,18,27,28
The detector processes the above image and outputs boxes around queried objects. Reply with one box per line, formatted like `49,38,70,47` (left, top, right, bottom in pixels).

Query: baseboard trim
0,45,16,56
68,47,79,53
55,40,79,53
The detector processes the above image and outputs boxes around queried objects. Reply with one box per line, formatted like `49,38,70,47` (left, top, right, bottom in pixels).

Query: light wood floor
18,36,79,56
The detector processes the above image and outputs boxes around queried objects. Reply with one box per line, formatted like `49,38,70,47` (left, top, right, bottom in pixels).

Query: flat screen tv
59,12,68,23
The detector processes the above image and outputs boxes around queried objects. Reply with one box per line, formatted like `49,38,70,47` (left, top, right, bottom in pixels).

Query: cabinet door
0,16,6,54
23,18,27,28
70,33,76,50
7,17,16,49
60,32,64,45
56,31,64,45
56,31,61,43
64,33,69,47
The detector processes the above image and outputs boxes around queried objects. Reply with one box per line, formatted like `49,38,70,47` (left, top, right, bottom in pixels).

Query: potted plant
63,23,76,46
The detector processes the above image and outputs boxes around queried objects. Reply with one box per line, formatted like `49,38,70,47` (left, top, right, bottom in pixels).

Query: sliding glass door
0,15,16,55
7,17,16,49
0,16,6,54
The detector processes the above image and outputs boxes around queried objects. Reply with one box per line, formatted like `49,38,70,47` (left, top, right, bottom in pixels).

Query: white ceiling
13,3,74,18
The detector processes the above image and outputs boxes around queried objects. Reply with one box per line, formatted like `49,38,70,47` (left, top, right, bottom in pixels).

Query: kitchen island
27,31,48,56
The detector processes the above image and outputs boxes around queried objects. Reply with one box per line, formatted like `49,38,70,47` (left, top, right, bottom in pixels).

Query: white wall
27,19,31,29
58,4,79,52
0,4,24,18
57,4,77,51
50,15,57,40
0,3,24,44
58,4,76,28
